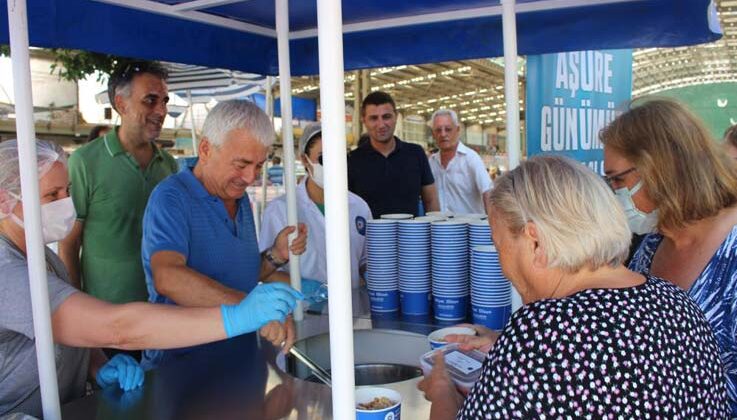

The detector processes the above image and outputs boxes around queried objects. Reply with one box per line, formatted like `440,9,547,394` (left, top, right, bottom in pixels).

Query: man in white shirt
259,124,372,289
428,109,493,215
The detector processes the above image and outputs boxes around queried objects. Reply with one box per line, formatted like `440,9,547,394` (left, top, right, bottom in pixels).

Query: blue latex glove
96,354,145,392
301,278,328,304
221,282,304,338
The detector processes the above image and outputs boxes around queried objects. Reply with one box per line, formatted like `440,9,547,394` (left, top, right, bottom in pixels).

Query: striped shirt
629,226,737,416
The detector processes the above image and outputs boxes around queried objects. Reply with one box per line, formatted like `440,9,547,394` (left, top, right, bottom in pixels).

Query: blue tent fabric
0,0,721,76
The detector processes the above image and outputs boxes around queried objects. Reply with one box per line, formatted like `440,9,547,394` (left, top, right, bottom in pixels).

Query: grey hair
431,109,460,127
201,100,275,147
0,139,67,219
489,154,631,273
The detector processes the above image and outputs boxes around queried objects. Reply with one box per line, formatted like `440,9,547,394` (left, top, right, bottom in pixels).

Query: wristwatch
264,247,288,268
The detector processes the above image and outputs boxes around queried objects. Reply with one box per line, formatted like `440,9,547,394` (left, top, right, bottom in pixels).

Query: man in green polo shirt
59,61,177,309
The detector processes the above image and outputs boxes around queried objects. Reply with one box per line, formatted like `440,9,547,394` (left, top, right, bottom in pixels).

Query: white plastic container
380,213,414,220
427,326,476,349
420,343,486,392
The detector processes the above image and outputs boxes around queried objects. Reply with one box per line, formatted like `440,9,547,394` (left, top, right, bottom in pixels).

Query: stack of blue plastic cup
468,220,493,248
431,220,469,321
398,219,432,315
366,219,399,312
470,245,512,329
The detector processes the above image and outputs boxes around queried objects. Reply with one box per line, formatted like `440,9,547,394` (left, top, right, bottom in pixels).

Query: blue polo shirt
141,165,261,368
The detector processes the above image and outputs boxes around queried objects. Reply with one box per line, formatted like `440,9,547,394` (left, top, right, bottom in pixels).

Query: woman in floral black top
418,155,729,419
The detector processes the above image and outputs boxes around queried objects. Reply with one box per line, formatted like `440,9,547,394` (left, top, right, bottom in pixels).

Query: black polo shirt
348,137,435,218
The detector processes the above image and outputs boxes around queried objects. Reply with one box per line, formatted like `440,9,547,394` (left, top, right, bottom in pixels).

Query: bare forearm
264,270,290,284
259,251,280,281
58,241,81,289
155,264,244,306
53,294,228,351
430,393,463,420
424,196,440,213
106,302,226,350
59,221,84,289
422,185,440,213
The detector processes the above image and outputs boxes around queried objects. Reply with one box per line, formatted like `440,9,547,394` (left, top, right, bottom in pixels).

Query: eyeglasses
602,167,636,188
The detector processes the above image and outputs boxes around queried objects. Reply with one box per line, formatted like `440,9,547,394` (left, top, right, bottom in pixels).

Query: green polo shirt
68,128,178,304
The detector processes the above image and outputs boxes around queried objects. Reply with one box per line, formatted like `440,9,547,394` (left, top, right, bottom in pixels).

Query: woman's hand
417,352,465,420
444,323,500,353
418,351,456,402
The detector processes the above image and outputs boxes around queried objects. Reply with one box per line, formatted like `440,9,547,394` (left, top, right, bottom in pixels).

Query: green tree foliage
1,45,127,82
48,49,124,82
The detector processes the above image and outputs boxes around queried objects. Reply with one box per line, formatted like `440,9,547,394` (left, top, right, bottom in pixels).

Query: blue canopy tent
0,0,722,75
1,0,722,419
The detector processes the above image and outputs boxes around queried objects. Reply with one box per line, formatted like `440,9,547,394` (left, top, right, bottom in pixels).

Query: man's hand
259,315,297,353
273,224,308,262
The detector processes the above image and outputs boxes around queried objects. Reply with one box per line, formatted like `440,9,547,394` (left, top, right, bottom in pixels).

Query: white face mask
10,196,77,244
306,157,324,189
613,181,659,235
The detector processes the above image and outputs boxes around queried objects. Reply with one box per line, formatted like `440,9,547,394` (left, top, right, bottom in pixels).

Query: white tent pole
261,76,274,221
7,1,62,419
275,0,303,320
501,0,523,312
316,0,356,418
187,90,198,156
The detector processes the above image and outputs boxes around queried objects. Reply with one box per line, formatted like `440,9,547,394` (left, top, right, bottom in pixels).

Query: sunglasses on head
117,63,148,80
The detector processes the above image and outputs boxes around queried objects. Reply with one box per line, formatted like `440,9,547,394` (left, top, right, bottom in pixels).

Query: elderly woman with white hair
0,139,302,417
418,155,729,418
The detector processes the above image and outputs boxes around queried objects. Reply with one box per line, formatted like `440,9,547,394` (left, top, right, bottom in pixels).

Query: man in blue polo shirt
348,91,440,217
141,100,307,368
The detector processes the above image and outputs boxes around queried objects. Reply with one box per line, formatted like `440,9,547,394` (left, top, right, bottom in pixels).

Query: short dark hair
108,60,168,111
87,125,110,142
361,91,396,116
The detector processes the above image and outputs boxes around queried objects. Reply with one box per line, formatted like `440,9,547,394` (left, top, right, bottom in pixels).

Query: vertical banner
526,50,633,174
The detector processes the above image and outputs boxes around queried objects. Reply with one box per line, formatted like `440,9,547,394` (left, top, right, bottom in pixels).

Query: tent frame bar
94,0,276,37
171,0,246,12
7,0,62,418
292,0,644,39
96,0,644,41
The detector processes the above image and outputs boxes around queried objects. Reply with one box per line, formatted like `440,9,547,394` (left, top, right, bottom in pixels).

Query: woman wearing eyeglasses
602,98,737,415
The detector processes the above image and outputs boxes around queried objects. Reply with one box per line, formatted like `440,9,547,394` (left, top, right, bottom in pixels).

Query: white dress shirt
430,141,493,215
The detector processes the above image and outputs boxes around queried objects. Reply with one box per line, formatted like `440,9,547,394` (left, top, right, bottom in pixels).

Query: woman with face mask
0,140,302,417
259,124,372,301
601,99,737,415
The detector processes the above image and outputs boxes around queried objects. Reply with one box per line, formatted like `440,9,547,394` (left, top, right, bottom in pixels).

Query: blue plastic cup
433,294,468,321
368,289,399,312
355,387,402,420
471,304,512,330
400,290,431,315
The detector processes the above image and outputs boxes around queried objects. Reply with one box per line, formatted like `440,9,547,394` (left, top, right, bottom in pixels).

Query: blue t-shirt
629,226,737,415
141,166,261,367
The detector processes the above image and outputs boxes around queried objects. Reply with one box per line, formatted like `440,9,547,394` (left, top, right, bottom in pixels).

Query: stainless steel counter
61,291,449,419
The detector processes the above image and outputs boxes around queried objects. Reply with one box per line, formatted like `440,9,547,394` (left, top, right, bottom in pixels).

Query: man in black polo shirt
348,91,440,217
